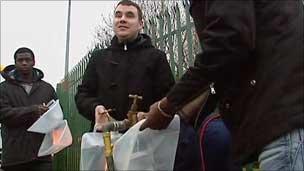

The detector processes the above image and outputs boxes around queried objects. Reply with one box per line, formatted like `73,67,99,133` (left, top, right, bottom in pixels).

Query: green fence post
175,5,184,78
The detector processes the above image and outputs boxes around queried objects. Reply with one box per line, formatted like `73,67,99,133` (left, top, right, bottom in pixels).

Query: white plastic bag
80,132,122,171
80,116,180,171
38,120,72,156
80,133,105,171
114,115,180,171
27,100,64,133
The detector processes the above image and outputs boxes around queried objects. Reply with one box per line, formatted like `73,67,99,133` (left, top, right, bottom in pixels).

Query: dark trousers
174,119,202,171
2,160,52,171
200,114,241,171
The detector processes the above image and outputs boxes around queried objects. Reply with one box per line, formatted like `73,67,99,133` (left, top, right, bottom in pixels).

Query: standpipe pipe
100,95,142,171
103,132,115,171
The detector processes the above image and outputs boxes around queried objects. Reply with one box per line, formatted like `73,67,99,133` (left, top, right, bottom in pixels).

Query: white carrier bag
80,115,180,171
27,99,72,156
38,120,72,156
27,100,64,133
80,133,105,171
80,132,122,171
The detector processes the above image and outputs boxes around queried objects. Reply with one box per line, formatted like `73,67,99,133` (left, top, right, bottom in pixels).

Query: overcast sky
1,1,118,87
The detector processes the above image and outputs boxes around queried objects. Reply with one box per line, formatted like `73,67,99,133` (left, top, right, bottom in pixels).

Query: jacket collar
110,33,154,51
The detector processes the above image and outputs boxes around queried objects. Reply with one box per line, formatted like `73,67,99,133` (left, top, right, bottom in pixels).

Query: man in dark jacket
75,1,201,170
0,47,57,171
75,0,175,128
140,0,304,170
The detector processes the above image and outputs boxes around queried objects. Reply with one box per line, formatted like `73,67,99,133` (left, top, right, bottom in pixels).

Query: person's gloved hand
139,98,174,131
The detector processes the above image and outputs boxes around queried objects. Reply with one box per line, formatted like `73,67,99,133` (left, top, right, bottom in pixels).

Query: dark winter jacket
0,65,57,166
75,34,175,124
167,0,304,164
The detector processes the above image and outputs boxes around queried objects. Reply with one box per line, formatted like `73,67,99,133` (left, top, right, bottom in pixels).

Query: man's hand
137,112,148,121
34,104,49,116
95,105,109,124
139,101,174,131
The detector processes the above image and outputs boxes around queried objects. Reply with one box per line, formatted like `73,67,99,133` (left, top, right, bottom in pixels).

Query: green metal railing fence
143,3,201,79
54,2,258,171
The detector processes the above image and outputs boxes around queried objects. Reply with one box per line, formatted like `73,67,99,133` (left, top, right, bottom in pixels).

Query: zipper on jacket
124,44,127,51
210,82,216,94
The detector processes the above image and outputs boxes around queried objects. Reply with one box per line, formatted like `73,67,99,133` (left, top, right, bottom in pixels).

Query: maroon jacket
167,0,304,164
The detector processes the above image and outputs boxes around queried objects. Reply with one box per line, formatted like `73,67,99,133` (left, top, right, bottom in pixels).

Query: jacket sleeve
167,0,256,111
153,51,175,100
0,86,38,127
75,52,101,121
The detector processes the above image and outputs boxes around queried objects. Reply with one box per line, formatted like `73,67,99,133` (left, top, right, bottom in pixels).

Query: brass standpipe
127,94,143,126
101,95,142,171
103,131,115,171
101,108,115,171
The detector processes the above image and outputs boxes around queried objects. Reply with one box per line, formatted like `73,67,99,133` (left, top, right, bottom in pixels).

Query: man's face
15,52,34,75
113,4,143,42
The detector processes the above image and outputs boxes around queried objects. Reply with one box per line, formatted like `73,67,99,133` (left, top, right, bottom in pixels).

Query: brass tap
127,94,143,126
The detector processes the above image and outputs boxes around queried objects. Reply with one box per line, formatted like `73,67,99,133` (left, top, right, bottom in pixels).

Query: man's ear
139,19,144,30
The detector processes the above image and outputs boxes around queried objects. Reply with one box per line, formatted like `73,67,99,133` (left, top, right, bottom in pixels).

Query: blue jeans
258,128,304,171
200,114,241,171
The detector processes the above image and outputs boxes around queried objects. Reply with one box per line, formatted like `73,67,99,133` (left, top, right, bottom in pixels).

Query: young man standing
0,47,57,171
75,0,174,130
75,1,201,170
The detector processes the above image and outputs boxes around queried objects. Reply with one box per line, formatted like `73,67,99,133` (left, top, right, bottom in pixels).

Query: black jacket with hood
0,65,57,167
75,34,175,126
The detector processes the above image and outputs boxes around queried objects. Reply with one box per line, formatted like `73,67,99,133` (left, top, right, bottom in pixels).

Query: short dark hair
14,47,35,61
115,0,143,21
